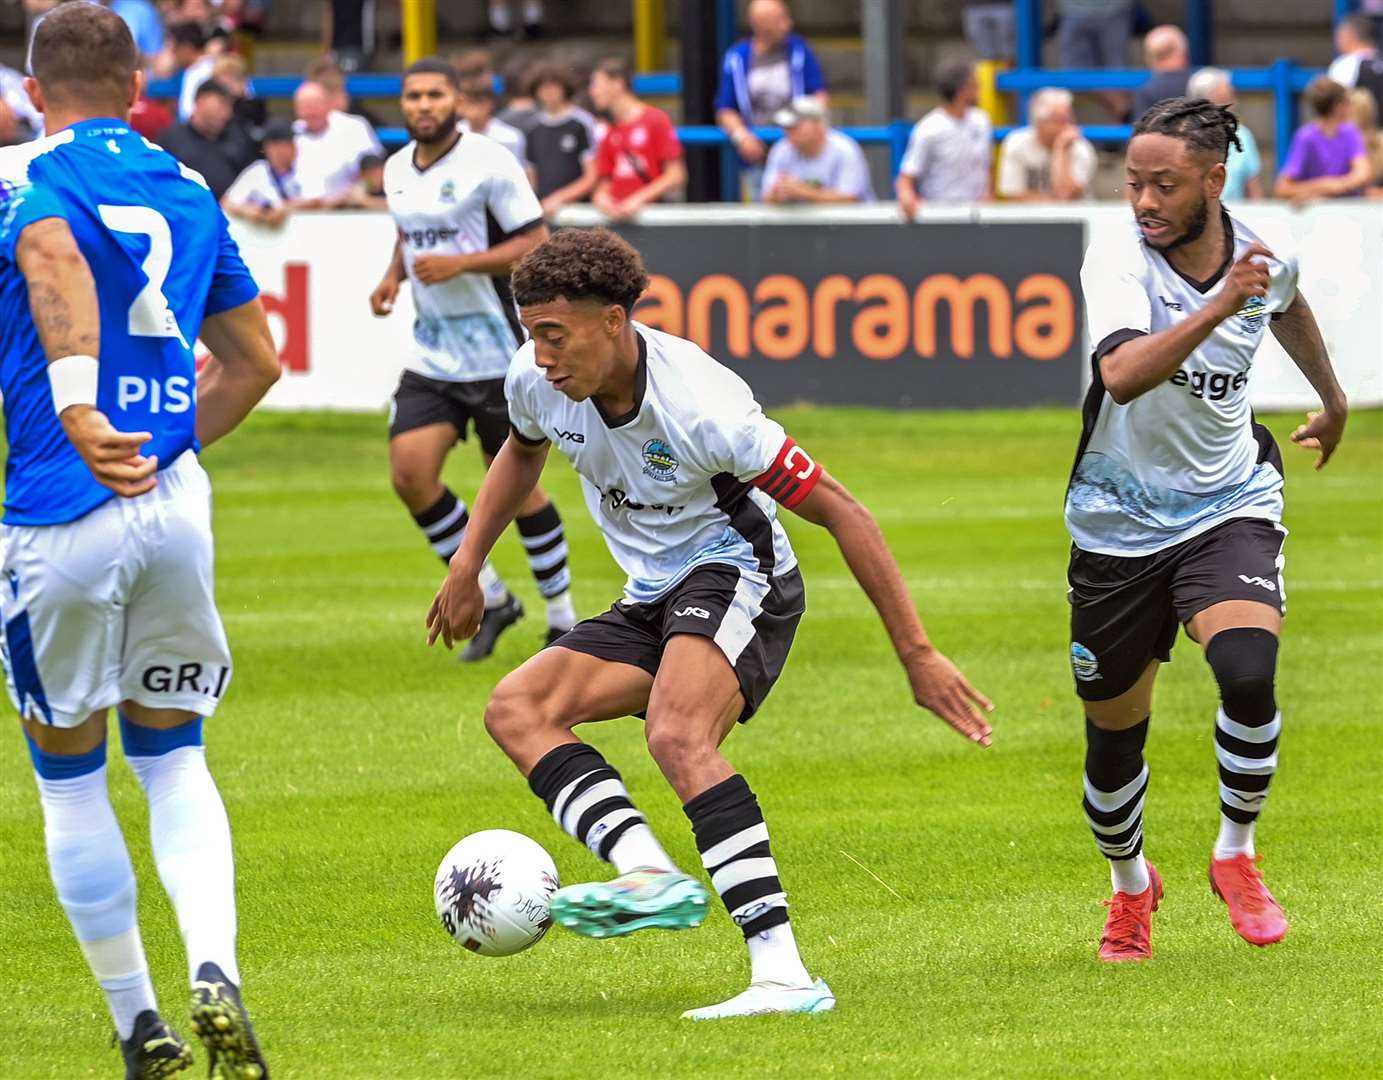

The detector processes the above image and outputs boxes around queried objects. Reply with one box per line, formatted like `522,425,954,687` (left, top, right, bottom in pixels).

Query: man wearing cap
222,120,312,227
157,79,259,200
761,97,873,204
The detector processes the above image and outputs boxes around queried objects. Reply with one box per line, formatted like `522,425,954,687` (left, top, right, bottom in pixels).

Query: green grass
2,407,1381,1079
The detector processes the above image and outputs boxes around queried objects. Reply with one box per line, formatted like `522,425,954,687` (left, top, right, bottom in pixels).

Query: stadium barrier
220,203,1383,414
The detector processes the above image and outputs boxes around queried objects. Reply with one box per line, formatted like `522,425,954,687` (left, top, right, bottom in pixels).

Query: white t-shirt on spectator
458,116,528,165
899,106,992,202
293,111,384,199
1327,51,1375,88
224,160,303,209
177,54,216,121
761,129,874,202
996,126,1097,198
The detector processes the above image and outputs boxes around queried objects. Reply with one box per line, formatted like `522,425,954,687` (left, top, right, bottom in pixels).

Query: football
433,830,560,956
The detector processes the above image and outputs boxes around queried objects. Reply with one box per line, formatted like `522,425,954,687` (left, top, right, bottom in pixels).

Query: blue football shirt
0,118,260,526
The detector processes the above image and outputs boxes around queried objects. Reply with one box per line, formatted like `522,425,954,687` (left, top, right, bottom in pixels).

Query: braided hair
1132,96,1242,162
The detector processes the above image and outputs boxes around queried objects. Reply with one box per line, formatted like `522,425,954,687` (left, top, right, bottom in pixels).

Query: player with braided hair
1065,97,1349,961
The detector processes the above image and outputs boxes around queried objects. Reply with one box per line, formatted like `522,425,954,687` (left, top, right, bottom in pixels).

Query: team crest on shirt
439,179,457,203
1236,295,1266,332
1071,642,1102,682
641,438,679,482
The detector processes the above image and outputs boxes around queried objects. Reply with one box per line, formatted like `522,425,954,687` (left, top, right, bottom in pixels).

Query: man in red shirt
589,57,687,220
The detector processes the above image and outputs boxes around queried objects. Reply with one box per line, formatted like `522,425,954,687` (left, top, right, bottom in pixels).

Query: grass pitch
2,407,1380,1079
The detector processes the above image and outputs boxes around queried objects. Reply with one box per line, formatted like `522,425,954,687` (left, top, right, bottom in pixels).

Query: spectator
761,96,872,204
129,90,175,141
962,0,1014,63
1276,76,1372,204
1130,26,1191,122
222,121,306,228
1348,88,1383,194
1327,14,1379,89
498,58,541,133
895,60,991,217
1186,67,1263,200
452,48,494,83
292,79,384,203
715,0,826,194
996,87,1096,201
589,57,686,221
105,0,165,67
458,77,530,167
1056,0,1133,69
486,0,544,42
325,0,377,73
0,62,43,141
337,152,388,210
171,21,216,121
524,63,599,215
158,79,258,199
212,53,266,133
304,57,386,130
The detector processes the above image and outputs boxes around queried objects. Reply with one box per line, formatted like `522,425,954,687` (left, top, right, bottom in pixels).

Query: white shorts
0,452,232,728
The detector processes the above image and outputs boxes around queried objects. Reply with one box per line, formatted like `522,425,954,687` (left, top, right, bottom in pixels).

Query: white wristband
48,354,99,416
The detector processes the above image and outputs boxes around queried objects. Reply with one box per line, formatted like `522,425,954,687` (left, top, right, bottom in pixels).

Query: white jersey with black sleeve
384,131,544,383
505,324,823,606
1066,211,1299,557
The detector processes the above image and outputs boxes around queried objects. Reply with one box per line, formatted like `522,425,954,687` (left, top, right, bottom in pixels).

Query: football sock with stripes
412,488,509,608
515,503,576,631
1207,628,1280,859
1083,717,1151,895
122,716,240,986
527,743,674,873
29,739,157,1039
685,774,812,987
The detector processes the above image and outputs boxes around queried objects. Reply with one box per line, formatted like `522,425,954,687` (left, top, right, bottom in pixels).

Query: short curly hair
512,228,650,313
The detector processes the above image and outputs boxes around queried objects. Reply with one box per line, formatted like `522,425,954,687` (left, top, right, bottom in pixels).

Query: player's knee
389,461,430,505
1206,627,1278,723
644,709,714,772
484,674,547,751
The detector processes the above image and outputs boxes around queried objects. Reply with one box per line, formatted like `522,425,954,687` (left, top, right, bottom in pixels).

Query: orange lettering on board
636,275,684,336
851,274,909,360
811,275,853,358
914,274,1012,359
687,274,750,358
752,275,810,360
1014,274,1073,360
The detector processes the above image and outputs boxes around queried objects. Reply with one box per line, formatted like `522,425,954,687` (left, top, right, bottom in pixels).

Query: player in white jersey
371,59,576,660
1067,99,1349,962
426,228,994,1019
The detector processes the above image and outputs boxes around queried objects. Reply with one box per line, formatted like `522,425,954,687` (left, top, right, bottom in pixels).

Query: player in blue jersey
0,6,280,1078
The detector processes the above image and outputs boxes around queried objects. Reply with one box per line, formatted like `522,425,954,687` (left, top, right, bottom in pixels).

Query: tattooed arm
1269,290,1349,470
16,217,158,497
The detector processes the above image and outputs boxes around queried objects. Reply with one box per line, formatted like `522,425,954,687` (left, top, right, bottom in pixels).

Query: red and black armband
751,437,822,510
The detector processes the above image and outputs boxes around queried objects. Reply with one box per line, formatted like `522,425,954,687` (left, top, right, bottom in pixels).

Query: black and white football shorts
388,371,511,457
553,563,806,723
1067,517,1287,701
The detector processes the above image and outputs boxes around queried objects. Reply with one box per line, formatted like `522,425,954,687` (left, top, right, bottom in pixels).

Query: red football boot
1208,854,1289,946
1098,863,1164,962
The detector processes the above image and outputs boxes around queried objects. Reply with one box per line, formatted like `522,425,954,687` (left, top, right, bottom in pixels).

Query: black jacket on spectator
1131,69,1191,123
158,119,259,199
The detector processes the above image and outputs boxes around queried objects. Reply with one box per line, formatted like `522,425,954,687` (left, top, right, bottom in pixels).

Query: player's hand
426,565,485,649
59,405,158,498
1290,405,1347,470
904,645,994,748
413,254,468,285
370,275,400,317
1216,243,1274,318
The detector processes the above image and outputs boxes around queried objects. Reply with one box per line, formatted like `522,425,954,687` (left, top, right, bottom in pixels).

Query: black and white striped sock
413,488,470,564
1209,628,1281,858
516,503,575,630
1083,717,1151,894
527,743,673,872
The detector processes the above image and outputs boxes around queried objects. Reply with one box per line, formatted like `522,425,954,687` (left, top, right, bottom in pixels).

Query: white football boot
680,978,835,1021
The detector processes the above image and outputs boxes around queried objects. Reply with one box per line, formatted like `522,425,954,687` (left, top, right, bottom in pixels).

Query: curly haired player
1068,97,1348,961
426,227,994,1019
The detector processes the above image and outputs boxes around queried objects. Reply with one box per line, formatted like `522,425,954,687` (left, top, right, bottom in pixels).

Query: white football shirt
384,132,544,382
458,116,529,165
506,325,810,605
293,111,383,200
899,106,992,202
1066,211,1299,556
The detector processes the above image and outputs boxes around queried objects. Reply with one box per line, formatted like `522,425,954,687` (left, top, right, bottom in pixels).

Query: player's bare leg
1189,601,1289,946
392,424,518,659
1083,661,1164,962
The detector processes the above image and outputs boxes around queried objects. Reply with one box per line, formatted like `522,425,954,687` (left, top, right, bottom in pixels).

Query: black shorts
554,564,806,723
388,371,510,457
1067,518,1287,701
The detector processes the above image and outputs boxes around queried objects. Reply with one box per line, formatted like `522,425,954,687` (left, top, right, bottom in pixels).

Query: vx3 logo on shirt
673,606,711,619
1159,295,1184,311
555,429,585,443
1238,574,1277,592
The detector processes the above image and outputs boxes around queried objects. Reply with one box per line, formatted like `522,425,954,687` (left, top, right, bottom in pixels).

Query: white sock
546,590,577,632
606,822,676,874
746,921,812,988
479,561,509,609
522,0,543,24
488,1,513,31
1214,815,1256,860
127,747,240,986
35,766,157,1038
1109,853,1150,895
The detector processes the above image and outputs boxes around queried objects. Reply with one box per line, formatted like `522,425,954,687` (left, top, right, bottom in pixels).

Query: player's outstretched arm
17,218,159,497
427,434,549,649
1100,244,1274,404
1270,290,1349,470
196,299,282,448
789,470,994,747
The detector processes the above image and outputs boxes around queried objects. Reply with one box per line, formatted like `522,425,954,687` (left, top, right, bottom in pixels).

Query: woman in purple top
1276,75,1373,203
